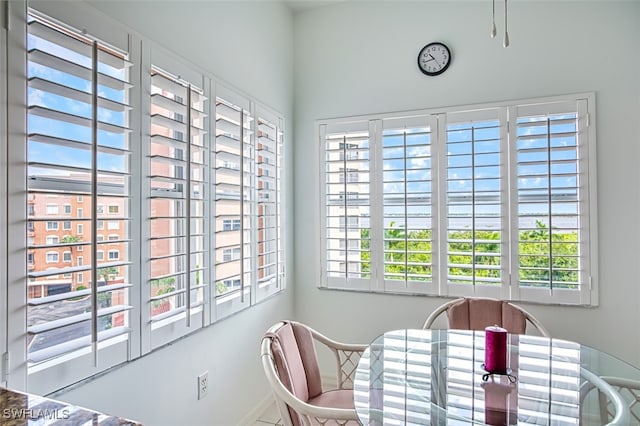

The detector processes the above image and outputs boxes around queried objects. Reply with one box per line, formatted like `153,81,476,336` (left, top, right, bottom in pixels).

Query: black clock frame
417,42,451,76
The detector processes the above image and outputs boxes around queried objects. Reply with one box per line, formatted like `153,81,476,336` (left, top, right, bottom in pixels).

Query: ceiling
283,0,347,12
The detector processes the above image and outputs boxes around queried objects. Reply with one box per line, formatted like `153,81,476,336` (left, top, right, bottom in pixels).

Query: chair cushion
308,389,355,410
268,321,324,426
307,389,358,426
447,298,526,334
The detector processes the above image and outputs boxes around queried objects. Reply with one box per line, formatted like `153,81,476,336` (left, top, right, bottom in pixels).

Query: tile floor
253,401,283,426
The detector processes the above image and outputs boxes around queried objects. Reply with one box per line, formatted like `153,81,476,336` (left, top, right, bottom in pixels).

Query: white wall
31,1,296,425
293,0,640,367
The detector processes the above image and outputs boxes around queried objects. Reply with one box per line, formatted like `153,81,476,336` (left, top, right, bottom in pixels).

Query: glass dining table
353,329,640,425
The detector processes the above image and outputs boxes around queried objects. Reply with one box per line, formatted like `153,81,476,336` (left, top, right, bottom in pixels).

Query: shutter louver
445,112,505,291
515,103,583,296
323,122,372,288
148,67,207,326
26,11,132,364
214,94,253,315
256,113,283,297
382,117,434,290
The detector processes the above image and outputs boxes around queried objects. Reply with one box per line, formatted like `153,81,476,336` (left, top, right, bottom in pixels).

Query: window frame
4,1,286,394
319,93,598,306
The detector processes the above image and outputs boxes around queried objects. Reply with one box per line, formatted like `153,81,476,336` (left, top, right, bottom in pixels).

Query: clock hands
423,54,441,68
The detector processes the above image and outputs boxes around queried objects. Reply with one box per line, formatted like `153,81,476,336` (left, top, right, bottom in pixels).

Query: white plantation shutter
5,4,287,392
147,65,208,348
380,116,438,294
320,95,596,305
214,86,253,318
321,121,372,290
255,108,284,301
441,109,508,298
511,99,593,305
26,10,132,391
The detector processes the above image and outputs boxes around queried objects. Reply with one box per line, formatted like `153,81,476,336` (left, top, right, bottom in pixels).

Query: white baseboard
238,393,276,426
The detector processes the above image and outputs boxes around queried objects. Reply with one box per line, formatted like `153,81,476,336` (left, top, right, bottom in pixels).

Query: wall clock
417,42,451,76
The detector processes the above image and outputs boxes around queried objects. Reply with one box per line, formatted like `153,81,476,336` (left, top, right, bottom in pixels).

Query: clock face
417,42,451,76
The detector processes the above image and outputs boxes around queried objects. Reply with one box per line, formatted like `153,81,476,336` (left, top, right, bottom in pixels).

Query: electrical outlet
197,371,208,400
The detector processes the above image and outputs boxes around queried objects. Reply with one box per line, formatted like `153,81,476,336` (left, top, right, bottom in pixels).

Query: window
213,87,253,317
23,10,133,393
6,5,285,395
222,247,242,262
320,94,596,306
146,65,208,348
45,252,58,263
222,219,241,231
255,109,283,301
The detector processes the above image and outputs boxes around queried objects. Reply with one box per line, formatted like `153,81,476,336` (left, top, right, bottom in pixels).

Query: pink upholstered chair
422,297,551,337
260,320,367,426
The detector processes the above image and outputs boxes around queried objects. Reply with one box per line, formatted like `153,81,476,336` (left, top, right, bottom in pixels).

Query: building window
46,204,58,215
45,252,59,263
46,221,58,230
222,247,241,262
63,204,71,214
108,205,119,214
108,250,119,260
45,236,59,245
62,221,71,230
320,94,596,306
107,221,119,230
222,219,241,231
62,252,72,263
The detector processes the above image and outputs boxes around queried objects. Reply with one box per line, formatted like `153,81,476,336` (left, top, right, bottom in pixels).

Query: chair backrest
263,321,322,426
423,297,551,337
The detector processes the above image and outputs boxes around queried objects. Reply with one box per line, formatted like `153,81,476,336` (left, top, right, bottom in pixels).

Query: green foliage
216,281,228,295
150,277,176,309
364,220,578,287
97,266,118,282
